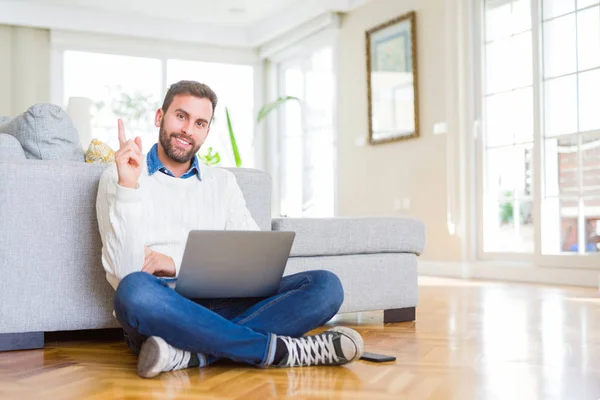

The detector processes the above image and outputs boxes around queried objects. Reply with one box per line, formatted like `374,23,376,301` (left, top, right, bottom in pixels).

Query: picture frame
365,11,419,145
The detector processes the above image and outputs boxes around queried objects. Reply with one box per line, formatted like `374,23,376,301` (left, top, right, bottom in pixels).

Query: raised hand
114,119,143,189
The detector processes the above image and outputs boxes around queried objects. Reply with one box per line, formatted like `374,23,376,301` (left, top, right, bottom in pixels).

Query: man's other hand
142,246,176,277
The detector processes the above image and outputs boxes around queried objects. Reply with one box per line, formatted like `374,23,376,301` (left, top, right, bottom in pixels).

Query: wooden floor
1,277,599,400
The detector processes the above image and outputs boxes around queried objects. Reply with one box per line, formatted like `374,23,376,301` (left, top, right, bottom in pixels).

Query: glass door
477,0,600,267
537,0,600,267
278,46,336,218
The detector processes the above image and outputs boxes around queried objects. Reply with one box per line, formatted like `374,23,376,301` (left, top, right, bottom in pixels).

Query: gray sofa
0,104,426,351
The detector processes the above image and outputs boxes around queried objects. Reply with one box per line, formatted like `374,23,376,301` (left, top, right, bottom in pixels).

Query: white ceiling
1,0,369,47
16,0,300,27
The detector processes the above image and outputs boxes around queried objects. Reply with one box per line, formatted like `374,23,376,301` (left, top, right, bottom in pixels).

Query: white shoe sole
137,336,170,379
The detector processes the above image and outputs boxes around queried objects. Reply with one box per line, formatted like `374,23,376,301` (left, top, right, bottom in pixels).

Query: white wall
336,0,470,261
0,25,50,116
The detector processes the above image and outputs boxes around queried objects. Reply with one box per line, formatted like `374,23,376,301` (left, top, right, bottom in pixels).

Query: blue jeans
113,270,344,368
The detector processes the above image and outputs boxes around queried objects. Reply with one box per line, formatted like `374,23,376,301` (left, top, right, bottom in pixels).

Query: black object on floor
360,352,396,363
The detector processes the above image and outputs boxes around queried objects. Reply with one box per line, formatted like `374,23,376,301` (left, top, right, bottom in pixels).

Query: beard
159,122,201,164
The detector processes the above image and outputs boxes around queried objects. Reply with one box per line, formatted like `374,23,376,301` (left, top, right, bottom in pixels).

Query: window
479,0,600,262
481,0,535,253
540,1,600,255
278,46,336,217
62,51,255,168
63,51,162,153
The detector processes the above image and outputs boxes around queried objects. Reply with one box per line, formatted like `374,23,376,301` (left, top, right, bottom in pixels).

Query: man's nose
182,121,195,135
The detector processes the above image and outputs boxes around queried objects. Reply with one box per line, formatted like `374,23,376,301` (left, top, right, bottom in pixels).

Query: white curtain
0,25,50,117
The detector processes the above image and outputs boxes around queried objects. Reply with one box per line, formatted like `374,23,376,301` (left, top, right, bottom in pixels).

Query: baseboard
45,328,124,344
419,260,600,288
0,332,43,351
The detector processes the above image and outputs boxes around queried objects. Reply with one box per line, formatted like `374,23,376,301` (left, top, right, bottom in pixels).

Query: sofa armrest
0,160,117,333
272,217,426,257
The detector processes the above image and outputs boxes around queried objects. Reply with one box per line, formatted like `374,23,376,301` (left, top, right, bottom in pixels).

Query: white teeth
176,138,190,146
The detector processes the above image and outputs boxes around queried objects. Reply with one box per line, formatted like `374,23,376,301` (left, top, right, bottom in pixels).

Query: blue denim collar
146,143,202,181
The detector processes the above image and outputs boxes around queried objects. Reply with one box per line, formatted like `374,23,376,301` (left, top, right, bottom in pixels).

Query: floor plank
1,276,599,399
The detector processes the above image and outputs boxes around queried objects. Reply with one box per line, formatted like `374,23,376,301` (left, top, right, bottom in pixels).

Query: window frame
266,28,339,218
50,29,265,168
475,0,600,269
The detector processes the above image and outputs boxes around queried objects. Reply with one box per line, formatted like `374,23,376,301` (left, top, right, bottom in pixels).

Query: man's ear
154,109,163,128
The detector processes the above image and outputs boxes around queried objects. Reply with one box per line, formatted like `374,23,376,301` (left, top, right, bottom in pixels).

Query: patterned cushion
85,139,115,163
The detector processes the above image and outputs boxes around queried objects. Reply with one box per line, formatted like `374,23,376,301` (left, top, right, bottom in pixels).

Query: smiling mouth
173,136,192,148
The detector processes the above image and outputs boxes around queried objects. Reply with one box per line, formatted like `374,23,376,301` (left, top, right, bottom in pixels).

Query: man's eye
197,122,205,127
177,114,185,120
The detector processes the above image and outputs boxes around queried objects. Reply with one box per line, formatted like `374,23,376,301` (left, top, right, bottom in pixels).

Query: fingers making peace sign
115,119,143,189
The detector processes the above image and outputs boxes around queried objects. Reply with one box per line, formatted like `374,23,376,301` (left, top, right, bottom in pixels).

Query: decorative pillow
0,133,27,161
85,139,115,163
0,103,84,161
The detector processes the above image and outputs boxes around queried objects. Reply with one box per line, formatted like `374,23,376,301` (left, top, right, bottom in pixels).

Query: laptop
174,230,296,299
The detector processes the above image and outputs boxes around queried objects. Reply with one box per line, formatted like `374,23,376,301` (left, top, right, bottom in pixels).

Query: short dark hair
161,80,218,120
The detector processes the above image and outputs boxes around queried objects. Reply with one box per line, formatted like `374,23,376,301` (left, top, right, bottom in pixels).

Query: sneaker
274,326,364,368
137,336,200,378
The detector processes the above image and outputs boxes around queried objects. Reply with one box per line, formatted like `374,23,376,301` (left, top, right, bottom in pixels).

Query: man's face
155,94,213,164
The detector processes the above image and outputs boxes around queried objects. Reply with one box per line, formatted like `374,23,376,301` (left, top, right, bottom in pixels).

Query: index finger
118,119,126,147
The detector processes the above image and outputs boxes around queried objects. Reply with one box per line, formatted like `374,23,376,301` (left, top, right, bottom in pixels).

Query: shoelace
280,333,339,367
166,347,191,372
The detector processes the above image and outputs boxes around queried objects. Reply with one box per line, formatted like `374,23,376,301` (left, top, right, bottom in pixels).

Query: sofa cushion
0,133,27,160
0,117,11,124
284,253,418,313
272,217,426,257
225,167,272,231
0,103,84,161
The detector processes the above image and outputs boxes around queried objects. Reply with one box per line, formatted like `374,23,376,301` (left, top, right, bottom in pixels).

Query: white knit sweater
95,159,260,290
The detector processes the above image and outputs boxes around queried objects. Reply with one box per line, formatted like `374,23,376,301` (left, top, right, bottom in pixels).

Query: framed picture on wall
365,11,419,144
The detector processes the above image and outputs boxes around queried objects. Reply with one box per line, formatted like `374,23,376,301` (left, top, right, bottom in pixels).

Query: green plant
499,201,513,224
499,190,513,224
225,107,242,167
498,190,532,225
197,146,220,166
256,96,300,124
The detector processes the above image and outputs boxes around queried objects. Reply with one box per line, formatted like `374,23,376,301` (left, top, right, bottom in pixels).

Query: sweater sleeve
96,165,146,281
170,246,186,278
224,171,261,231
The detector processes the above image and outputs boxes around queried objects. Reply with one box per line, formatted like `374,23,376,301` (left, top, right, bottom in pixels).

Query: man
96,80,364,379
